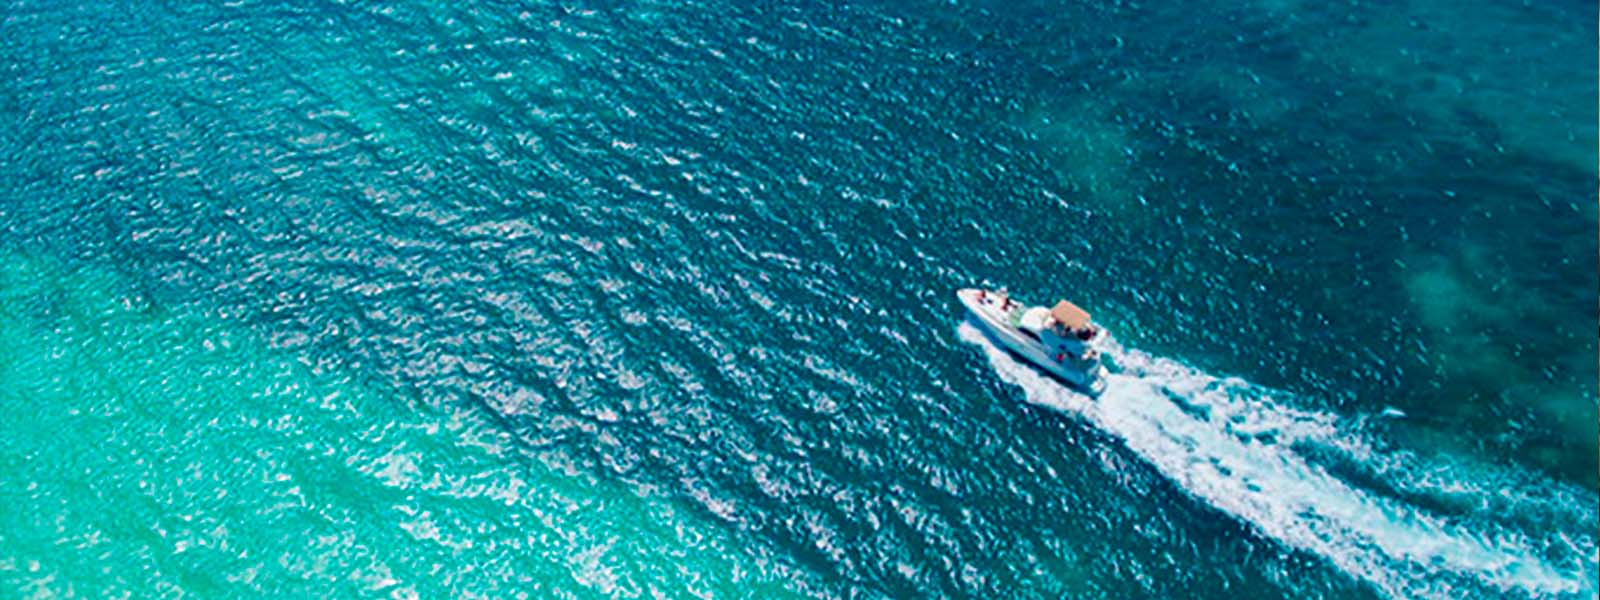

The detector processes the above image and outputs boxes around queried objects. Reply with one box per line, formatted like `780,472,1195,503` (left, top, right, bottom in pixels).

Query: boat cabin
1016,299,1099,362
1048,300,1097,341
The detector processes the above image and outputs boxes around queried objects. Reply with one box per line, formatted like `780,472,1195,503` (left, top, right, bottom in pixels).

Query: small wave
957,322,1596,599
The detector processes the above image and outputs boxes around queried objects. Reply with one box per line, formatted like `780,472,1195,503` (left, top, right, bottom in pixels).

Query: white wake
957,322,1595,599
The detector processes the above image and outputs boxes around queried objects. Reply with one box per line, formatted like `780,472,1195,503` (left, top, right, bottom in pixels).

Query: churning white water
957,322,1594,599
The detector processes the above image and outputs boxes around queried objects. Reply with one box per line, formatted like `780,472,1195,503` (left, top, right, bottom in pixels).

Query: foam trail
957,322,1595,599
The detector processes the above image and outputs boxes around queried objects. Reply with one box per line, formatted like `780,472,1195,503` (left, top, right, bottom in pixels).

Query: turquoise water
1,1,1595,598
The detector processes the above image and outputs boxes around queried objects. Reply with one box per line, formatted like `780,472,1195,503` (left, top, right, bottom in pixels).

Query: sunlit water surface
1,0,1595,598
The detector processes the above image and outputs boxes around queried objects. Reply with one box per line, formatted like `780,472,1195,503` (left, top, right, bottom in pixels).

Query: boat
957,288,1110,395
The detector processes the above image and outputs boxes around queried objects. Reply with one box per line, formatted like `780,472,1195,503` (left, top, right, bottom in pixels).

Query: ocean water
0,1,1594,598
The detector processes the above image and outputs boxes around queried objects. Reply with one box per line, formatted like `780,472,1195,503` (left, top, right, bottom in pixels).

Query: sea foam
958,321,1596,599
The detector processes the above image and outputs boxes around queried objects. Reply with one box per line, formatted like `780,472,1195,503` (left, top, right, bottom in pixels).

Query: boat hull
957,288,1109,396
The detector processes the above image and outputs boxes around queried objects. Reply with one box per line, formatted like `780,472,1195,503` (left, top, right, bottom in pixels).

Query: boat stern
1085,366,1110,396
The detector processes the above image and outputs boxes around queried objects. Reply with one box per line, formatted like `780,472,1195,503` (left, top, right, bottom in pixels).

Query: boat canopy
1050,300,1091,329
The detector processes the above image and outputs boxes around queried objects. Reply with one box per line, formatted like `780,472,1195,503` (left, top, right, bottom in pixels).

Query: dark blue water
1,0,1595,598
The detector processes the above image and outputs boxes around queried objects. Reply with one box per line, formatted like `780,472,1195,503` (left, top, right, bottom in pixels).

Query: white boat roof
1020,307,1052,331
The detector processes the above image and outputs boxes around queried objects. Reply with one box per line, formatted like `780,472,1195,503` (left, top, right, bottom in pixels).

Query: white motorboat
957,288,1110,395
